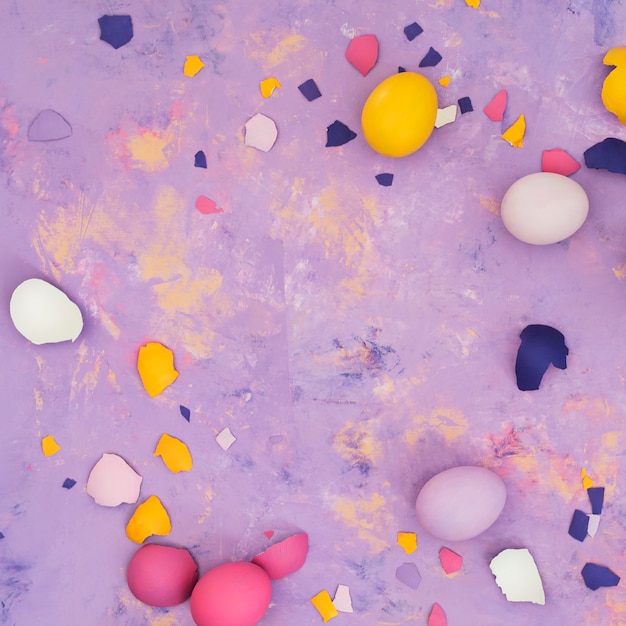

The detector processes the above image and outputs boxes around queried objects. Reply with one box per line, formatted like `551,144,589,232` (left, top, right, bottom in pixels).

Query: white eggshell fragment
10,278,83,345
415,466,506,542
500,172,589,245
87,453,142,507
490,548,546,605
244,113,278,152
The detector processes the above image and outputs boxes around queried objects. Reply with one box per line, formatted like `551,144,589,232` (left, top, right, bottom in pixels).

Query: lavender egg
415,466,506,542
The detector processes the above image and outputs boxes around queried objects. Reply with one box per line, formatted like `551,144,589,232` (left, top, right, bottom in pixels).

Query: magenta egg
190,561,272,626
126,543,198,607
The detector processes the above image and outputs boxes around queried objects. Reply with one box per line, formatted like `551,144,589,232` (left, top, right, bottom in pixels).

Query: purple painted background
2,1,626,624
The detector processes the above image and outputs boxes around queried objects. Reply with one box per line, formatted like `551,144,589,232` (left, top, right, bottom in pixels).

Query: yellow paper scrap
184,55,206,77
137,342,179,397
126,495,172,544
260,76,281,98
465,0,480,7
501,114,526,148
154,433,192,473
310,590,339,623
41,434,60,457
397,531,417,554
438,75,451,88
582,467,594,490
602,47,626,124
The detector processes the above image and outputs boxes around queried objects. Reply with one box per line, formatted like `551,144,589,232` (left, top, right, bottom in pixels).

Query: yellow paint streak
480,197,500,215
127,131,171,172
107,368,121,393
248,31,307,71
612,263,626,279
149,614,180,626
404,407,468,445
34,389,43,411
98,307,121,340
334,422,382,469
334,492,391,553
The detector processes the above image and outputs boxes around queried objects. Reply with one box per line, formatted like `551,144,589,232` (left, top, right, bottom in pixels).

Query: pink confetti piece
541,148,581,176
195,196,224,215
483,89,507,122
428,603,447,626
439,547,463,574
345,34,378,77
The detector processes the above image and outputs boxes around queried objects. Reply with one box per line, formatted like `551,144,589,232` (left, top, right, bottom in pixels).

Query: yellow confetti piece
126,495,172,544
183,55,206,77
583,475,594,490
310,590,338,623
501,114,526,148
260,76,281,98
465,0,480,7
137,342,179,397
438,75,451,88
154,433,192,473
41,434,60,457
397,531,417,554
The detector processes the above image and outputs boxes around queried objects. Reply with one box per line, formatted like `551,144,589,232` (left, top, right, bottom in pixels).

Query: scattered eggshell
260,76,281,98
345,34,378,77
438,75,451,88
439,547,463,574
602,47,626,124
252,532,309,580
587,514,601,538
137,342,179,397
244,113,278,152
501,113,526,147
10,278,83,345
216,427,236,450
490,548,545,605
397,531,417,554
396,562,421,589
184,55,205,77
154,433,192,473
28,109,72,141
86,453,142,507
332,584,353,613
126,496,171,544
500,172,589,245
127,544,199,607
428,603,447,626
190,562,272,626
415,466,506,542
483,89,507,122
541,148,581,176
310,590,339,623
435,104,457,128
41,434,61,457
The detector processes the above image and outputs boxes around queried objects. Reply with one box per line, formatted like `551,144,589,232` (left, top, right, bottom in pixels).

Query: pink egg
252,533,309,580
126,543,198,607
415,466,506,542
190,561,272,626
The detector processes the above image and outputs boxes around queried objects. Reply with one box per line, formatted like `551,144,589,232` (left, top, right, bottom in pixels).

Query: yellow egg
602,47,626,124
361,72,438,157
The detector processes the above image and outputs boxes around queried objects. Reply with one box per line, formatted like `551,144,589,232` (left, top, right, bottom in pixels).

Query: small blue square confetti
398,66,407,73
326,120,357,147
62,478,77,490
458,96,474,114
404,22,424,41
194,150,207,168
587,487,605,515
568,509,589,542
98,15,133,50
375,173,394,187
298,79,322,102
0,532,4,540
419,47,442,68
180,405,191,422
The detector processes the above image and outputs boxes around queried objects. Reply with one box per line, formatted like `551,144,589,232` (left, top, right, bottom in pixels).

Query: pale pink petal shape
345,34,378,77
87,453,142,507
428,603,447,626
483,89,507,122
252,532,309,579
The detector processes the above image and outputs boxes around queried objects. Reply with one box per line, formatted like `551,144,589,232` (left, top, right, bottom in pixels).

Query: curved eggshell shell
415,466,506,542
190,561,272,626
127,544,198,607
500,172,589,245
251,533,309,580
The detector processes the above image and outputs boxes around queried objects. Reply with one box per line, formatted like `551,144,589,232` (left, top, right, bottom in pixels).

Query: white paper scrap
489,548,545,605
216,427,236,451
86,453,142,507
244,113,278,152
435,105,457,129
332,584,353,613
587,514,601,538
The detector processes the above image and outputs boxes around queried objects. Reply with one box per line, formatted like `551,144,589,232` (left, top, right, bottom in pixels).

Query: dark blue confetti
404,22,424,41
515,324,569,391
584,137,626,174
419,47,442,68
62,478,77,490
588,487,605,515
458,96,473,114
298,79,322,101
194,150,207,168
398,66,407,73
326,120,357,147
180,405,191,422
0,532,4,539
581,563,620,590
568,509,589,542
375,173,394,187
98,15,133,49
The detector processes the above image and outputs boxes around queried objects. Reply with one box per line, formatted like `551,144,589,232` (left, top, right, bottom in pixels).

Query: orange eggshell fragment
154,433,193,473
137,342,179,397
190,562,272,626
126,495,172,544
251,532,309,580
127,544,199,607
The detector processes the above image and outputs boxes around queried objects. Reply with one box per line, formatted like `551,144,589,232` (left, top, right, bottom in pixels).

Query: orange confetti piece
260,76,281,98
397,531,417,554
137,342,179,397
126,495,172,544
438,75,451,88
501,114,526,148
310,590,338,623
154,433,192,473
41,434,61,457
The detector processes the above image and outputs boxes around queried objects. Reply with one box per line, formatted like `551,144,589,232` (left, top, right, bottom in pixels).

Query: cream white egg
500,172,589,245
10,278,83,345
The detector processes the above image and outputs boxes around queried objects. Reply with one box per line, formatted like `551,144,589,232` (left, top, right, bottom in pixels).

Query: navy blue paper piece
398,66,407,73
584,138,626,174
298,79,322,101
515,324,569,391
326,121,357,147
419,47,442,68
180,405,191,422
458,96,473,114
587,487,605,515
62,478,77,490
375,173,394,187
581,563,620,590
99,15,133,49
0,532,4,540
404,22,424,41
194,150,207,168
568,509,589,541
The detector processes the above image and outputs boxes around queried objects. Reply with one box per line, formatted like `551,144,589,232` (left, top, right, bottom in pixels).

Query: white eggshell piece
500,172,589,245
490,548,546,605
87,453,142,507
244,113,278,152
415,466,506,542
10,278,83,345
